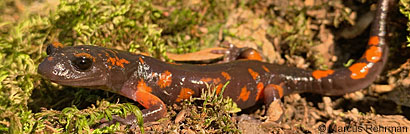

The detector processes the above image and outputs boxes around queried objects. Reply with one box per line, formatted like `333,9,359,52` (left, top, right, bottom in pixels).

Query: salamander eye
73,56,93,71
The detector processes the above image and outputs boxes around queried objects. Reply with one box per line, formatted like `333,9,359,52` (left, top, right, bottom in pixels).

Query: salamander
38,0,391,123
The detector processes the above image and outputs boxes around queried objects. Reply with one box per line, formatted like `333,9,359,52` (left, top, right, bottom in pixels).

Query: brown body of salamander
38,0,392,122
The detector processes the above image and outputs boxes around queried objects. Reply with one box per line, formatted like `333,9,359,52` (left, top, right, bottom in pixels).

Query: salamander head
38,43,109,88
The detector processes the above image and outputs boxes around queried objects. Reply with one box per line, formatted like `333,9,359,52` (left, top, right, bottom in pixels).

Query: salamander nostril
46,44,54,55
37,61,49,77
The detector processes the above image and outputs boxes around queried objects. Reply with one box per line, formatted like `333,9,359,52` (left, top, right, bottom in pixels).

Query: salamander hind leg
211,41,263,63
263,84,285,122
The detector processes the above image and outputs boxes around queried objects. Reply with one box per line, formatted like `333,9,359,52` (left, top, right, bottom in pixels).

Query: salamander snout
38,44,109,87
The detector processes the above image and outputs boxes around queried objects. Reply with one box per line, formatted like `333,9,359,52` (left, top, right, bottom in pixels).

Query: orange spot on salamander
134,80,158,108
248,68,260,80
137,80,152,93
221,72,231,80
200,77,213,83
107,58,115,65
176,88,195,102
47,57,54,61
213,78,221,84
268,83,284,98
75,52,96,62
255,82,264,101
215,83,223,95
158,70,172,88
246,50,263,61
349,63,370,79
365,46,382,63
312,70,335,79
107,57,130,68
237,86,250,102
139,57,145,64
248,50,262,61
135,90,162,108
262,65,270,73
368,36,379,46
51,42,64,48
200,77,221,84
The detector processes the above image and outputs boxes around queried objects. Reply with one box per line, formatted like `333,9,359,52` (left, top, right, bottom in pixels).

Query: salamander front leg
99,79,167,128
99,91,167,128
119,79,167,122
263,84,285,122
99,90,167,128
134,90,167,122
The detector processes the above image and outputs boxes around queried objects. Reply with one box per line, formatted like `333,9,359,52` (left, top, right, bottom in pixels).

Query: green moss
50,0,166,57
164,82,241,133
266,0,351,68
400,0,410,47
33,101,144,133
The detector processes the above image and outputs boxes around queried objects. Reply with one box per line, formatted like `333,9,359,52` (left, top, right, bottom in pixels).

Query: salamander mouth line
46,76,104,85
